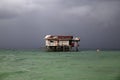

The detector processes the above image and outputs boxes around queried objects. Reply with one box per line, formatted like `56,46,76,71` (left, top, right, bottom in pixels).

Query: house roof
45,35,80,41
45,35,73,40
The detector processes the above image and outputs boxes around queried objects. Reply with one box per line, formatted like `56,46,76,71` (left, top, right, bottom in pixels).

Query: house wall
46,40,69,46
59,41,69,46
46,40,58,46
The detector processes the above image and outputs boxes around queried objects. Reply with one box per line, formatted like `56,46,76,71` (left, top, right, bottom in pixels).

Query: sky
0,0,120,49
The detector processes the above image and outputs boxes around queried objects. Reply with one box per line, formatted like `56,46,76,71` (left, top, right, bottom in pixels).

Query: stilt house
44,35,80,51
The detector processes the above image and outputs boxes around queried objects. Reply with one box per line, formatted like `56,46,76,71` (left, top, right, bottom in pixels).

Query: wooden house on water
44,35,80,51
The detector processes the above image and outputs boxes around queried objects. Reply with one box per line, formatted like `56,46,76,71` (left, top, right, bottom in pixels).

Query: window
50,40,54,43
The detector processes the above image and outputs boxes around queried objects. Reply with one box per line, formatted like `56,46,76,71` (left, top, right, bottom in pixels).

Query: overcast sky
0,0,120,49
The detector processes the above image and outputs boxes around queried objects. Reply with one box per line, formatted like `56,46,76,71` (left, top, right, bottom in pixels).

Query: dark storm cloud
0,10,17,19
60,0,120,49
0,0,120,49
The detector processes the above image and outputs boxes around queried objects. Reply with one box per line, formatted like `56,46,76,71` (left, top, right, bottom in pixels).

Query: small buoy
97,49,100,52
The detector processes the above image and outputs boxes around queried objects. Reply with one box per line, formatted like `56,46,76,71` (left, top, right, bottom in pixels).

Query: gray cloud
0,0,120,49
